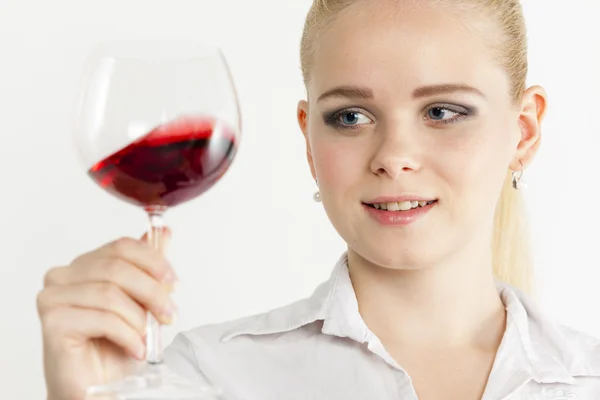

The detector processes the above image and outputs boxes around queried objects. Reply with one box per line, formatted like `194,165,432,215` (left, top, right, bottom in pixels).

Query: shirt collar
220,252,600,382
220,253,351,342
495,281,575,384
497,280,600,382
319,253,370,343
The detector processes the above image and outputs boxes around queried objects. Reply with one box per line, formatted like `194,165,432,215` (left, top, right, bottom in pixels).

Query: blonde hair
300,0,533,293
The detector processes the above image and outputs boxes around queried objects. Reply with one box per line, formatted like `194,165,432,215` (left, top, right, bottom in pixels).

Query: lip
364,195,438,204
363,200,437,226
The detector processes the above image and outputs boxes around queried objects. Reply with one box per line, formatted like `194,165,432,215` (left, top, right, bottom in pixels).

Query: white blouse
164,253,600,399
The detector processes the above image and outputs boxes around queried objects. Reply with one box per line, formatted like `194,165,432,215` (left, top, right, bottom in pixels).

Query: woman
37,0,600,399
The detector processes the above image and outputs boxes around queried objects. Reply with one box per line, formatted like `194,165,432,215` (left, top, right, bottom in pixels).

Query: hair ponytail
492,170,533,293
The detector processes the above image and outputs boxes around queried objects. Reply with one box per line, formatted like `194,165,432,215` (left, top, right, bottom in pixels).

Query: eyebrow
412,84,485,99
316,83,485,103
317,86,374,102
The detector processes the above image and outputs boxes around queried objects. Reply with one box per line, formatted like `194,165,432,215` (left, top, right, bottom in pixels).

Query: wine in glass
73,41,241,399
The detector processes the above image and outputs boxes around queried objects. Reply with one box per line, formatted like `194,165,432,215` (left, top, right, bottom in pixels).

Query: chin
348,239,440,271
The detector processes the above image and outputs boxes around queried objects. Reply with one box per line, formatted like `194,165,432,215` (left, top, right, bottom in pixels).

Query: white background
0,0,598,397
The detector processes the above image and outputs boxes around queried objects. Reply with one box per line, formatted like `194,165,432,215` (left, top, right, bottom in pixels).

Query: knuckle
111,237,136,255
43,266,63,287
35,288,51,315
98,282,124,305
40,308,68,335
104,258,128,281
70,252,87,267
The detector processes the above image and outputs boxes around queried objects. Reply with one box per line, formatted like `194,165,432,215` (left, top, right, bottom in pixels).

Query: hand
37,231,176,400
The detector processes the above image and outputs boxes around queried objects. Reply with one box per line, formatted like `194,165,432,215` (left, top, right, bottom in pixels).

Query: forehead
309,1,509,99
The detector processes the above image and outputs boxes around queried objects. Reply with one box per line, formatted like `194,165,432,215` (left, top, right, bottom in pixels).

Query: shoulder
551,322,600,376
504,282,600,379
528,321,600,396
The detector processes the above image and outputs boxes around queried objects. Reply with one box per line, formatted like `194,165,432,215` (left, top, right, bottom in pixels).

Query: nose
369,122,421,180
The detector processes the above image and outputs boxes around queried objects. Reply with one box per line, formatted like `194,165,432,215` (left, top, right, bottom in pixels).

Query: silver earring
313,191,322,202
512,161,527,190
313,179,321,202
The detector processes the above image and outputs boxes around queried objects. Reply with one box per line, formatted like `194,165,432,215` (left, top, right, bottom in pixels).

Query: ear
510,85,548,171
297,100,317,180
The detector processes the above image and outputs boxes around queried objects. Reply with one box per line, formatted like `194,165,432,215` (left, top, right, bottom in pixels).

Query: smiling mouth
364,200,438,211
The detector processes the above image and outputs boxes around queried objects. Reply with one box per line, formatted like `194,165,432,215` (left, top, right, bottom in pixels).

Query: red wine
88,116,238,208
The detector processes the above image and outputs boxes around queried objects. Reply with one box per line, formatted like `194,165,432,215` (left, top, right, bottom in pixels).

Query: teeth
398,201,412,211
371,200,434,211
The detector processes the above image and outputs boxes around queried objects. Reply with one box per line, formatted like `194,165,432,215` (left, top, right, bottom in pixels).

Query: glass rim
87,40,224,61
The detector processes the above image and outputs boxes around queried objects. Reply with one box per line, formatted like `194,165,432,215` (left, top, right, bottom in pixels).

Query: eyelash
324,104,473,130
324,108,370,130
425,104,472,125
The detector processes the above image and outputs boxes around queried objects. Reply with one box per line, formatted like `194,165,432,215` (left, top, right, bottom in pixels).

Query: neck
347,244,506,351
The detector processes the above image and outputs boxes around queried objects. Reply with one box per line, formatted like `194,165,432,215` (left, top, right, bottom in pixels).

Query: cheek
309,134,366,192
312,140,350,186
437,124,514,197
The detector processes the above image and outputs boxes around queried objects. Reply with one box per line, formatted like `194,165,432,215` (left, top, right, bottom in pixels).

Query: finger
55,259,175,324
100,233,176,283
43,266,69,287
37,283,148,333
46,232,176,288
43,307,146,360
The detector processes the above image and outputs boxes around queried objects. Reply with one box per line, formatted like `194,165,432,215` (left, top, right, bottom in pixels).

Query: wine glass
73,41,241,399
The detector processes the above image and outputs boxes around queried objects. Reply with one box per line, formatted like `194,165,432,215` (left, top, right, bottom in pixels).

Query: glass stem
145,207,166,365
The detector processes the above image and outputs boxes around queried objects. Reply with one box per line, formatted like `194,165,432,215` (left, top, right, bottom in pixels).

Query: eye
428,107,459,121
323,108,374,130
425,105,471,124
338,111,372,126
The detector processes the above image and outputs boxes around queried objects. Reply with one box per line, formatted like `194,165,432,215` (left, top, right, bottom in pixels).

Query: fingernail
162,227,172,245
162,301,178,323
164,281,178,293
